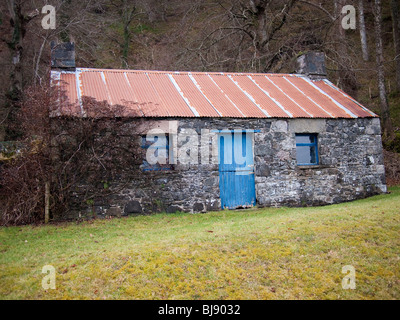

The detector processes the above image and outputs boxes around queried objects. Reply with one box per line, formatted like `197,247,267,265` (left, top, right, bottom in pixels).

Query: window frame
295,133,319,166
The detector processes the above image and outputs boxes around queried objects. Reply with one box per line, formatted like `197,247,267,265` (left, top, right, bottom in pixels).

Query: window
295,133,319,165
141,135,173,171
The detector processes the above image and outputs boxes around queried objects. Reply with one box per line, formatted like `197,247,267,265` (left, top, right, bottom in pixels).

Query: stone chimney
295,52,327,79
50,41,76,71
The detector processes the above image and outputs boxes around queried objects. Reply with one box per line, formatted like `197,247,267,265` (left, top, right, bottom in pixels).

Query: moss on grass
1,187,400,299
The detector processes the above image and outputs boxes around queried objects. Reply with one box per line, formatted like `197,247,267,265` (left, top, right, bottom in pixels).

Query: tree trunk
34,37,48,86
5,0,38,139
122,20,131,68
7,0,24,101
335,0,359,98
374,0,394,140
391,0,400,91
120,1,137,69
358,0,369,61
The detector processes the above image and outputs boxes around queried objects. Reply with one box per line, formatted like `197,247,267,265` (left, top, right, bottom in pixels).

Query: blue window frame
295,133,319,165
140,135,172,171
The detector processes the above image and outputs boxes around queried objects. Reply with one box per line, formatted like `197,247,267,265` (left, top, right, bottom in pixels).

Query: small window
295,133,319,165
141,135,173,171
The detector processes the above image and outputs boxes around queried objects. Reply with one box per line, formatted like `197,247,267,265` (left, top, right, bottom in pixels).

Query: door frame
215,129,259,209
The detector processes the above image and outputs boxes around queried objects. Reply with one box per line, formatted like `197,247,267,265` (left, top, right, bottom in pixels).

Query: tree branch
299,0,335,21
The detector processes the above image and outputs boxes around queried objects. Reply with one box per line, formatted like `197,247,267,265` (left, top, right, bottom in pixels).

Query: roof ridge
74,67,300,77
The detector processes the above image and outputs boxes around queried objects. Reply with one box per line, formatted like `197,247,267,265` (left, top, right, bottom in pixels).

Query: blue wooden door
218,131,256,209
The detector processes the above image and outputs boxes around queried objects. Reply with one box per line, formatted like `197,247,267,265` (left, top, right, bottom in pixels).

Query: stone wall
254,118,386,207
56,117,387,218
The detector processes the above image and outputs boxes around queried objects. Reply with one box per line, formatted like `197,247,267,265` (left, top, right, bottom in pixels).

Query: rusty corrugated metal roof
53,68,377,118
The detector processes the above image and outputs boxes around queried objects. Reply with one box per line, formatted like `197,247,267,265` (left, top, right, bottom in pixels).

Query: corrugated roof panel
313,80,376,117
191,74,245,117
272,76,333,118
171,74,221,117
229,75,289,117
253,76,313,118
59,73,80,115
103,71,142,116
125,72,169,117
287,76,353,118
147,73,195,117
209,74,266,118
80,71,110,103
54,68,378,119
297,77,357,118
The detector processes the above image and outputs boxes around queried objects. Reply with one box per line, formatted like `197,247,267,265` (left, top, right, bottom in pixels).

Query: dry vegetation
0,86,142,225
384,149,400,185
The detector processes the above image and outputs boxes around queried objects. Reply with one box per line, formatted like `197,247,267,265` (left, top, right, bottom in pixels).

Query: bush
0,84,141,226
383,149,400,186
383,132,400,153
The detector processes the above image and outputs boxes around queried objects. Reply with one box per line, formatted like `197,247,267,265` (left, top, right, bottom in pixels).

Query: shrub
0,84,141,225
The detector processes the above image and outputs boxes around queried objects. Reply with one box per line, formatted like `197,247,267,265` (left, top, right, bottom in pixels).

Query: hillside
0,0,400,137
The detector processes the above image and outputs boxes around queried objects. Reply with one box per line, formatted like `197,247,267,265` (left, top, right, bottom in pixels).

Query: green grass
1,187,400,300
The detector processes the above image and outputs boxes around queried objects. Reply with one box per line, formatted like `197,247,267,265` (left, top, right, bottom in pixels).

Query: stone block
166,205,182,213
107,207,122,217
193,202,205,212
289,119,326,133
271,120,288,132
124,200,143,215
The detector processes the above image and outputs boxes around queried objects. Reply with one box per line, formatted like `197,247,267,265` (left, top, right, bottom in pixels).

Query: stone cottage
50,43,387,217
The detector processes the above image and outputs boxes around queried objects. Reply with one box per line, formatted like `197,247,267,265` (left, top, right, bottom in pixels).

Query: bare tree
332,0,360,98
2,0,38,139
184,0,300,73
373,0,394,139
391,0,400,91
358,0,369,61
4,1,38,97
107,0,144,68
0,0,113,139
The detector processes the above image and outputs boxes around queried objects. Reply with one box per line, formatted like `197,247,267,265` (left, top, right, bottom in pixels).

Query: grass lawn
1,187,399,300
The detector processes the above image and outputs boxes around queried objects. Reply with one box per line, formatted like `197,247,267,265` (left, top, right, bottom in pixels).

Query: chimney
51,41,76,71
295,52,327,79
